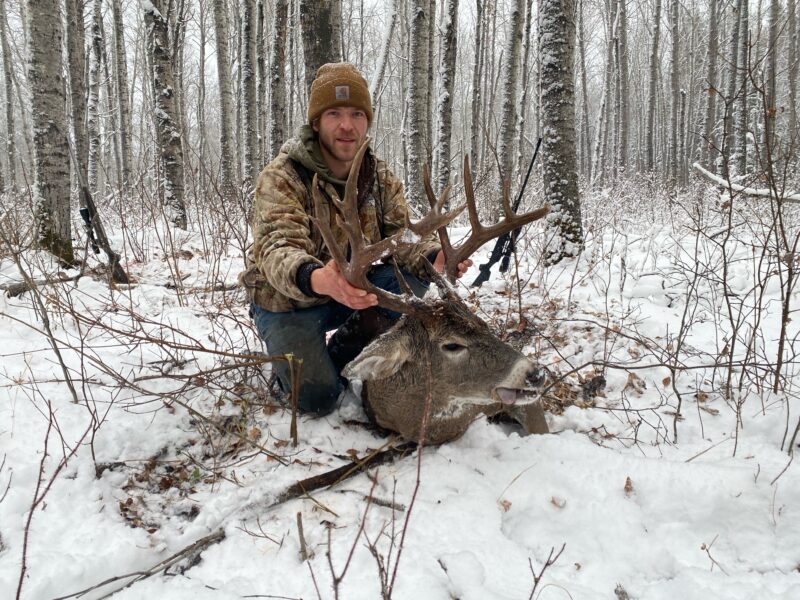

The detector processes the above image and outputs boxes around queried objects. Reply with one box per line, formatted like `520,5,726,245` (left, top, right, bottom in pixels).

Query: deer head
311,143,550,444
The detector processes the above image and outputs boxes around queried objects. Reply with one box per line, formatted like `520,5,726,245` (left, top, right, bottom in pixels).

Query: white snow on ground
1,189,799,600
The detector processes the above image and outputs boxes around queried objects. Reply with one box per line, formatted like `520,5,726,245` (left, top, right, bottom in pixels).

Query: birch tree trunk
370,0,397,99
0,0,16,190
241,0,258,187
735,0,749,174
111,0,132,186
87,0,104,193
516,0,535,188
499,0,525,182
143,0,187,229
789,0,798,144
434,0,458,195
669,0,680,184
28,0,73,263
469,0,483,171
257,0,267,163
425,0,434,169
646,0,662,172
617,0,629,171
764,0,779,150
592,4,615,184
300,0,343,91
65,0,87,187
723,0,743,178
213,0,237,199
702,0,719,169
270,0,289,159
406,0,430,208
577,0,591,179
540,0,583,263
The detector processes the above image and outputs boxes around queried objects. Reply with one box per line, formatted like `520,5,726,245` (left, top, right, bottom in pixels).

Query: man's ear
311,118,320,133
343,331,410,381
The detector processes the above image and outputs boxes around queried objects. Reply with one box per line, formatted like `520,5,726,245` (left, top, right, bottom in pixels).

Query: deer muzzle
493,367,548,406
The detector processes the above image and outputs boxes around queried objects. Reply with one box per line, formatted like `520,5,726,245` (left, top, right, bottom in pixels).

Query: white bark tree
28,0,73,263
406,0,431,208
646,0,662,172
143,0,187,229
111,0,132,185
269,0,289,159
241,0,258,186
0,0,16,190
540,0,583,263
213,0,237,199
433,0,458,195
499,0,525,183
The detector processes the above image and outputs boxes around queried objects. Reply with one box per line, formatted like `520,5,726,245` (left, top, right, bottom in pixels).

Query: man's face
313,106,369,177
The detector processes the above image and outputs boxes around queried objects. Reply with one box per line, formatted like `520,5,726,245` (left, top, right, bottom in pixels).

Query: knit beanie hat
307,63,373,125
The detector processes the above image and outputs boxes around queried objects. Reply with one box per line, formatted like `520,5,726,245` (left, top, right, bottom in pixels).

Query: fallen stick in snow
1,273,82,298
691,162,800,204
53,441,417,600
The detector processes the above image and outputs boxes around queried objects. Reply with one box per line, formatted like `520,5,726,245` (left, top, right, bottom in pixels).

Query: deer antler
310,142,464,317
423,157,550,283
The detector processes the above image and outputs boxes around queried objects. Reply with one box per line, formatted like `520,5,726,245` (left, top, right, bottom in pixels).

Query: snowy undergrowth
1,187,799,599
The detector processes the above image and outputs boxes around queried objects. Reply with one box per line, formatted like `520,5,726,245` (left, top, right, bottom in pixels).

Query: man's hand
433,251,473,278
310,260,379,309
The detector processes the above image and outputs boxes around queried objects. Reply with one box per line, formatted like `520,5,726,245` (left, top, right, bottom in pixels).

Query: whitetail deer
311,143,550,444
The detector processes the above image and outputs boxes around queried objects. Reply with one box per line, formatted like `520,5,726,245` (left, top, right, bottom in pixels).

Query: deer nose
526,367,548,388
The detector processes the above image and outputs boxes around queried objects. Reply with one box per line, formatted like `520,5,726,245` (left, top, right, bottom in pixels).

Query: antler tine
310,142,433,318
438,155,550,283
416,164,465,263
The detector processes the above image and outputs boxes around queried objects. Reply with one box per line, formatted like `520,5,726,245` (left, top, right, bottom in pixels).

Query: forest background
1,0,800,599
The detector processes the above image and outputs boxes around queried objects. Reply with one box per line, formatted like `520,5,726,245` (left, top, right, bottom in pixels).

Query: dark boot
327,307,397,375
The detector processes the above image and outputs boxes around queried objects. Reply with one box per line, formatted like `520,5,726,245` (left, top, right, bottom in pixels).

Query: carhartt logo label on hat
335,85,350,100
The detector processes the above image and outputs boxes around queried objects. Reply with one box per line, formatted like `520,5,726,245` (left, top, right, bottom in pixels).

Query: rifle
471,137,542,288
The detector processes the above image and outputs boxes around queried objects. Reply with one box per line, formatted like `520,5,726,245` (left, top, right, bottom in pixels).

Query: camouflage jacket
240,128,441,312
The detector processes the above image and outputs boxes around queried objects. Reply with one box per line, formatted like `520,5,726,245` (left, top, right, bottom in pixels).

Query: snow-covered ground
1,189,799,600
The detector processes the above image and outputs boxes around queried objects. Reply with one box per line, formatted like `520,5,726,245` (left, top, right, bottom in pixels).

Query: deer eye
441,342,467,353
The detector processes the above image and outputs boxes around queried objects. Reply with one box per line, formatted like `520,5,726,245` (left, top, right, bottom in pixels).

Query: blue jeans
251,263,428,414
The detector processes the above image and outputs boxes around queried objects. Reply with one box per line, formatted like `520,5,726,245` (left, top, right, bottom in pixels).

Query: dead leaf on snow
624,476,634,497
623,372,647,395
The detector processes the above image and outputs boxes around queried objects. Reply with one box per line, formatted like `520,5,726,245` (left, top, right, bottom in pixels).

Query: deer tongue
495,387,542,406
495,387,520,405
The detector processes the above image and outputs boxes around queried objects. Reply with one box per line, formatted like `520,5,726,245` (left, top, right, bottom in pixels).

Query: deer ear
343,332,411,381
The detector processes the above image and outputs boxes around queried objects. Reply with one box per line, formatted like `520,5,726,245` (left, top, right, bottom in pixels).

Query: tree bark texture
143,0,187,229
269,0,289,160
406,0,430,209
434,0,458,195
0,0,16,190
241,0,258,186
111,0,132,185
499,0,525,183
369,0,397,100
616,0,629,171
540,0,583,263
789,0,798,144
669,0,680,185
469,0,483,172
702,0,719,169
300,0,343,91
28,0,73,263
735,0,749,175
87,0,104,192
65,0,87,187
213,0,237,199
646,0,662,171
